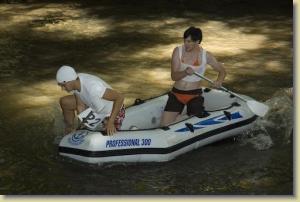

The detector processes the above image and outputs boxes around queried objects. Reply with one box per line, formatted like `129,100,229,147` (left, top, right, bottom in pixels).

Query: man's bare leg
59,95,76,135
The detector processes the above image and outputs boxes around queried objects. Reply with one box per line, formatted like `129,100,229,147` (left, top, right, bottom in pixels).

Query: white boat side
58,88,258,164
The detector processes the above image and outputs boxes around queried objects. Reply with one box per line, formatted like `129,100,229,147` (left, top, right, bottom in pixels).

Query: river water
0,0,293,195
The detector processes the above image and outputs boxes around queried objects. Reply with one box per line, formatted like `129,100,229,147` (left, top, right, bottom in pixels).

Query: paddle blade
247,100,269,117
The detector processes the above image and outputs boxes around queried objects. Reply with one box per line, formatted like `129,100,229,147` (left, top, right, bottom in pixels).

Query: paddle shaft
193,72,247,102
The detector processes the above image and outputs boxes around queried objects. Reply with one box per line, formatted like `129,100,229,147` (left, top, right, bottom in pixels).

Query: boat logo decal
175,111,243,133
68,130,88,145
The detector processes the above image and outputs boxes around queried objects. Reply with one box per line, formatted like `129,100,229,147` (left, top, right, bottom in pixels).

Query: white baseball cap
56,65,77,84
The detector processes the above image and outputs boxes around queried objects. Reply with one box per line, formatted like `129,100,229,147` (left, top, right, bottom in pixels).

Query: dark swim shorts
164,87,205,117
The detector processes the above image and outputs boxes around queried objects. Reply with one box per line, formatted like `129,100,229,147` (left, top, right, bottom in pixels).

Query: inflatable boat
58,88,260,164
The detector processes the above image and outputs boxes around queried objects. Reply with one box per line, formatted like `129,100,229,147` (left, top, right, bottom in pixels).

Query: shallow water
0,0,293,195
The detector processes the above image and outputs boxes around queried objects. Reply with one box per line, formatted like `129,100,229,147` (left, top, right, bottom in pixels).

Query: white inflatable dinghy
58,88,259,164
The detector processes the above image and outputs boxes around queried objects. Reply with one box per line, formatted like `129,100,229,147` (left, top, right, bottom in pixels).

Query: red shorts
104,105,126,130
114,105,126,130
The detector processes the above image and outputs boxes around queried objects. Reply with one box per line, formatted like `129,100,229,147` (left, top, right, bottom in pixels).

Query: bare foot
64,127,75,135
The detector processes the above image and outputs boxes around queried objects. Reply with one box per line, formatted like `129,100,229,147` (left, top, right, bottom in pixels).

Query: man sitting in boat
161,26,226,126
56,65,125,136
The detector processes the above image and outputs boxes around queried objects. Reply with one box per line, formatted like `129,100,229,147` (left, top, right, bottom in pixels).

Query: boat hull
58,88,257,164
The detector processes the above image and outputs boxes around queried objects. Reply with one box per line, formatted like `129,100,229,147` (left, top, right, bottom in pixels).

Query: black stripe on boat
58,115,257,157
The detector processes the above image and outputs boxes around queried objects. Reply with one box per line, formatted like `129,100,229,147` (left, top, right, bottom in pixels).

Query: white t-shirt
74,73,113,118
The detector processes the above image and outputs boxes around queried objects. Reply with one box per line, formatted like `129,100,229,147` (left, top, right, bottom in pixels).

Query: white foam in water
264,89,293,143
239,119,273,150
244,133,273,151
239,88,293,150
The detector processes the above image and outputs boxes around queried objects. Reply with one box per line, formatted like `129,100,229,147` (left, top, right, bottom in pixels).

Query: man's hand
64,126,74,135
105,120,116,136
102,88,124,136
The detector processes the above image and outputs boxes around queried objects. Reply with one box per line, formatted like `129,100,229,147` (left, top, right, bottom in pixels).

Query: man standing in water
161,26,226,126
56,65,125,136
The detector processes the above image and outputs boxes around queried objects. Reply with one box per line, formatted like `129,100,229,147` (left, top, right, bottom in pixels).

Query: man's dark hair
183,26,202,44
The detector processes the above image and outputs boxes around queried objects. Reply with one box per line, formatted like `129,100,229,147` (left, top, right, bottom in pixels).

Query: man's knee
59,95,76,109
